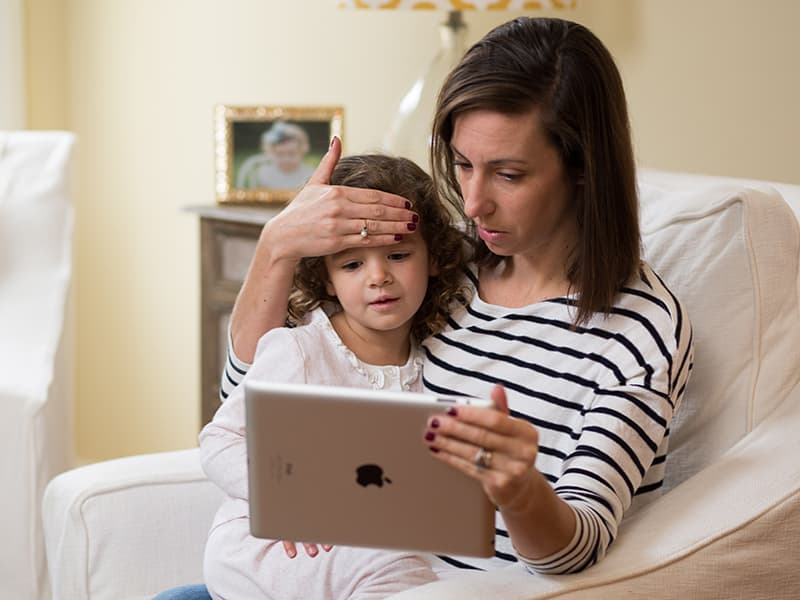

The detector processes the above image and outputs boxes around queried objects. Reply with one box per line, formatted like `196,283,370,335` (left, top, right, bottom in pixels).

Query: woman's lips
478,226,505,244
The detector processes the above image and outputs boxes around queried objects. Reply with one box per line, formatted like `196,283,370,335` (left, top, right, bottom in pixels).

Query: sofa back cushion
637,171,800,491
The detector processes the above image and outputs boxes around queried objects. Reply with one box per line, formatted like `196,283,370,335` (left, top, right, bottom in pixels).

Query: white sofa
1,131,76,600
42,169,800,599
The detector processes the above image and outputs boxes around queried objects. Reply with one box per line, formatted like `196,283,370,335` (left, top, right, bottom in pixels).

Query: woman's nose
462,174,491,219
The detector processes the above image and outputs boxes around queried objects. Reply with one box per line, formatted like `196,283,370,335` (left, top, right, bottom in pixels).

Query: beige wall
24,0,800,463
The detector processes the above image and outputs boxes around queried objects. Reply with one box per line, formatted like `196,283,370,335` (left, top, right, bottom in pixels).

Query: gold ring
360,221,369,238
474,447,493,470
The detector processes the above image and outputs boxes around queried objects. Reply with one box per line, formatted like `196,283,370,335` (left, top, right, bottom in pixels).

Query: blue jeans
152,584,212,600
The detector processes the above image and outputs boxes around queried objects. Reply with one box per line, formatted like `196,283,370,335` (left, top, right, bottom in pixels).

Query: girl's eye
388,252,410,261
341,261,361,271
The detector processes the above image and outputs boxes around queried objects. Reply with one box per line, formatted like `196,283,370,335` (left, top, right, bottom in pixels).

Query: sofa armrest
43,448,223,600
388,382,800,599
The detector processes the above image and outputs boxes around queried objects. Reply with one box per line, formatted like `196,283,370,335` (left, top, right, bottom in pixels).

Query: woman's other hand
423,385,540,511
423,385,575,558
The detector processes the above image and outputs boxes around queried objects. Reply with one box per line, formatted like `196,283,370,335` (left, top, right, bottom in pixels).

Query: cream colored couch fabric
1,131,76,600
42,170,800,599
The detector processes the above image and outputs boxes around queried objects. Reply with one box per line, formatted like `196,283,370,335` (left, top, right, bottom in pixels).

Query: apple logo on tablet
356,464,392,487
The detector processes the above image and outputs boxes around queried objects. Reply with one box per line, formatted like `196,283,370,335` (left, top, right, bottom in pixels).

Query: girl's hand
423,385,540,512
265,136,419,264
282,541,334,559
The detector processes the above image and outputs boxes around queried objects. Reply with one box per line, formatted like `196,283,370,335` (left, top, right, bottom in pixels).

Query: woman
156,16,692,600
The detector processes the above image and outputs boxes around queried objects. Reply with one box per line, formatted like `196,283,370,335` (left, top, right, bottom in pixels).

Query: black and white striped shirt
220,261,693,576
422,262,693,574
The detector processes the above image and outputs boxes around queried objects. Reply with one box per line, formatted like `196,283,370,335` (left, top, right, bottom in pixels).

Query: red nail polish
447,407,458,417
424,431,435,442
429,446,439,454
430,418,440,429
412,214,419,223
394,234,403,241
407,222,417,231
405,200,412,209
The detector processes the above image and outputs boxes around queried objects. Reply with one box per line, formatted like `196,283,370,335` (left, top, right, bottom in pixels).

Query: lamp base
382,10,467,171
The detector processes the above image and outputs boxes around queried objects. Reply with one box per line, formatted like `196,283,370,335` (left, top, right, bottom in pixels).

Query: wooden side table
186,204,282,425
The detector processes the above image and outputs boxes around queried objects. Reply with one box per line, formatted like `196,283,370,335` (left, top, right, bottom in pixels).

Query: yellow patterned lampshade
338,1,574,9
338,0,575,168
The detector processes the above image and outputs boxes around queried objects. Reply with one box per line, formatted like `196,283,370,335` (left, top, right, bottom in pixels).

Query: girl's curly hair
287,154,472,342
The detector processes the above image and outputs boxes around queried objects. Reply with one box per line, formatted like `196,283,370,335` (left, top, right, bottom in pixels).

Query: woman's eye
453,161,472,171
498,172,521,182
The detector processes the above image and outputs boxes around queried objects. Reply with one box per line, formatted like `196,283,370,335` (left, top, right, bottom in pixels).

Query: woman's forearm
229,220,298,363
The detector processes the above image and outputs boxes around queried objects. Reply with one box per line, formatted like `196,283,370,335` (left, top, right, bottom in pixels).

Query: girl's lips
369,297,398,308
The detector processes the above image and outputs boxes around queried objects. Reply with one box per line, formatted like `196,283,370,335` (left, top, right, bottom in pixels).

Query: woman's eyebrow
450,144,527,166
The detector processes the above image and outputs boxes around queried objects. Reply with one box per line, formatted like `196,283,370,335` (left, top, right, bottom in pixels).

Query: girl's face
268,139,305,173
323,234,432,340
450,108,577,260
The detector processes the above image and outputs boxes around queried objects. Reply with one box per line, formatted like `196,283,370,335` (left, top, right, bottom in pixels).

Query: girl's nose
367,261,392,286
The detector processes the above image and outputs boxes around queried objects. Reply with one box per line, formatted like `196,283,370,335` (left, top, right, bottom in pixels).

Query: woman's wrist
256,212,303,265
500,470,576,560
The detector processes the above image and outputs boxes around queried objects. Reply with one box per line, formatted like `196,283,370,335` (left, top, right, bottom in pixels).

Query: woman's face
450,108,577,260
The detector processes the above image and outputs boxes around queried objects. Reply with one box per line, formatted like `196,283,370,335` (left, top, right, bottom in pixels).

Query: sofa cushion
637,172,800,490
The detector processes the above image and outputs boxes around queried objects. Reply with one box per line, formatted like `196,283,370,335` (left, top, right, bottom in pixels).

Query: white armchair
1,131,76,600
43,170,800,599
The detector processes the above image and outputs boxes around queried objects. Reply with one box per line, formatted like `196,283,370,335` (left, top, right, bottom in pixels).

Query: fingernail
394,234,403,241
424,431,436,442
288,550,296,558
447,407,458,417
429,446,439,453
329,136,337,149
430,418,440,429
405,200,412,209
412,213,419,223
407,222,417,231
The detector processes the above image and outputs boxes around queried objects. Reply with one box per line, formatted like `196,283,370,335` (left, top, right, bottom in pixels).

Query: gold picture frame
215,105,344,204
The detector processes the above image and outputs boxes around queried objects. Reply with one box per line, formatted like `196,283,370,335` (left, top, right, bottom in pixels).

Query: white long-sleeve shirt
200,308,435,599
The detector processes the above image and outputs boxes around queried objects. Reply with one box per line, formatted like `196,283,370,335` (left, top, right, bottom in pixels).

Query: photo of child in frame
216,106,343,204
235,121,316,190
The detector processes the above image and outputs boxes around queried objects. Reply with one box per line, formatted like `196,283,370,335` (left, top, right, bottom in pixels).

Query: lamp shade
337,1,574,8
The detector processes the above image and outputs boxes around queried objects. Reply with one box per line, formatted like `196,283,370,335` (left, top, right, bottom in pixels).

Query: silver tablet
245,380,496,558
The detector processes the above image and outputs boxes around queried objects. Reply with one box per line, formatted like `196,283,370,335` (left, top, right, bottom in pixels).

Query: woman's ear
325,279,336,297
428,256,440,276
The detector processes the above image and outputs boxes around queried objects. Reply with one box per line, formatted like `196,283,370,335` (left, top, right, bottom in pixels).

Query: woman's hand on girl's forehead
265,139,419,262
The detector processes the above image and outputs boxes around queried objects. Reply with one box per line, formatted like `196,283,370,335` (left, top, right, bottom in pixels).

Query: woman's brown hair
287,154,470,341
431,17,640,325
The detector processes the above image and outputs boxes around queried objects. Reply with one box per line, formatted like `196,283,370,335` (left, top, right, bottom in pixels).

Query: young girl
198,154,471,600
